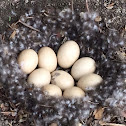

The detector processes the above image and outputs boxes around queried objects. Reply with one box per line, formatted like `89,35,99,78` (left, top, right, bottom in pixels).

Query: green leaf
9,16,11,22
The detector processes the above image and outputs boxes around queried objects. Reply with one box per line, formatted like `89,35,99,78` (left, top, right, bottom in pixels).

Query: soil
0,0,126,126
0,0,126,34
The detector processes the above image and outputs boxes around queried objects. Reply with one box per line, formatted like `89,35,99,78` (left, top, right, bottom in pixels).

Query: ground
0,0,126,125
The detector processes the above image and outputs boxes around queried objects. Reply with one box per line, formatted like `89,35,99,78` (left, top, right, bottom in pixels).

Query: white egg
38,47,57,72
27,68,51,88
63,86,85,98
57,40,80,68
42,84,62,97
51,70,74,90
71,57,96,80
77,73,103,91
17,49,38,74
49,123,58,126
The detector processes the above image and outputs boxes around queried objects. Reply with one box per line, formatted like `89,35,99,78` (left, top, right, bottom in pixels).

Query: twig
99,121,125,126
7,24,15,30
106,23,118,31
8,19,41,33
14,20,19,25
18,20,41,32
88,100,99,105
43,12,49,17
26,16,34,19
8,122,13,126
71,0,74,12
40,105,54,108
49,34,58,42
86,0,90,12
1,111,14,115
80,119,85,125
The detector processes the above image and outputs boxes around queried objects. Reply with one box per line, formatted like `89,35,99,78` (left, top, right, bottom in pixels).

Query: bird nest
0,2,126,126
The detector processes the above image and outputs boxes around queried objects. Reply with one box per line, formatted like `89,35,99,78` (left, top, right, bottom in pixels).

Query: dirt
0,0,126,125
0,0,126,33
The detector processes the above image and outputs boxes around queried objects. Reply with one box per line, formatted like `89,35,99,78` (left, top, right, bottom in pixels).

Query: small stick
43,12,49,17
40,105,53,108
99,121,125,126
86,0,90,12
88,100,99,105
1,111,14,114
105,23,118,31
26,16,34,19
49,34,58,42
8,19,41,33
7,24,15,30
18,20,41,32
71,0,74,12
8,123,12,126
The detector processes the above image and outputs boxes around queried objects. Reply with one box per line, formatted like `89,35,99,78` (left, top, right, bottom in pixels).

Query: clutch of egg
17,40,103,98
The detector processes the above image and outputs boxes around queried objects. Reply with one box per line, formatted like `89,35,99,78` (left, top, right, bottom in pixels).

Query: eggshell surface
63,86,85,98
51,70,74,90
38,47,57,72
18,49,38,74
77,73,103,91
42,84,62,97
71,57,96,80
27,68,51,88
57,40,80,68
49,123,58,126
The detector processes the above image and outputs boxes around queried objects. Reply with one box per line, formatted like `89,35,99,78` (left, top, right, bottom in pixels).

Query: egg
17,49,38,74
75,122,82,126
49,123,58,126
38,47,57,72
71,57,96,80
42,84,62,97
27,68,51,88
57,40,80,68
51,70,74,90
63,86,85,98
77,73,103,91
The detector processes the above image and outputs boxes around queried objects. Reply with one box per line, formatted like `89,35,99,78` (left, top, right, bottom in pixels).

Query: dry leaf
99,121,125,126
95,16,102,22
1,103,5,109
10,23,18,29
10,30,16,39
23,114,28,118
94,107,104,120
116,51,126,60
120,111,126,118
0,103,9,111
19,118,26,123
106,3,115,9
